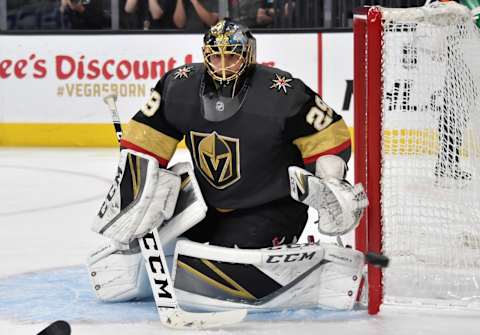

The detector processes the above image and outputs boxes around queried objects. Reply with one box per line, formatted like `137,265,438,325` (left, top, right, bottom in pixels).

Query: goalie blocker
87,153,208,302
91,149,181,244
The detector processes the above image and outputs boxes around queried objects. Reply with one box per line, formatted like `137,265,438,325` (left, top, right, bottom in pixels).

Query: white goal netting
379,2,480,307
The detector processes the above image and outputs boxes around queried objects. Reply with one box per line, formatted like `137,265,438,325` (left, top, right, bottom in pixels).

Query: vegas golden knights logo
190,131,240,189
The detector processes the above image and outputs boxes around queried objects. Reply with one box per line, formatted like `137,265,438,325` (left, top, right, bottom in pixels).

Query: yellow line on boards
2,124,443,156
0,123,188,148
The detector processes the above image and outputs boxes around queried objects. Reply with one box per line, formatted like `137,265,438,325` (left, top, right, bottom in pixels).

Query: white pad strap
92,149,181,244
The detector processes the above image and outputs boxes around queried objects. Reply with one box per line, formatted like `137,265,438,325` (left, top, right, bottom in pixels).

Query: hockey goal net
354,1,480,314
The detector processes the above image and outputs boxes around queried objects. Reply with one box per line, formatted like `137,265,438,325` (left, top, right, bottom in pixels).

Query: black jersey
121,63,351,210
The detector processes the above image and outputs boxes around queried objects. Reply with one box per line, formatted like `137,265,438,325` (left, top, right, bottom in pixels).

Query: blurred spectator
7,0,63,30
228,0,261,27
280,0,323,29
7,0,429,31
256,0,275,27
121,0,148,29
60,0,108,29
121,0,175,29
173,0,218,32
254,0,294,28
148,0,175,29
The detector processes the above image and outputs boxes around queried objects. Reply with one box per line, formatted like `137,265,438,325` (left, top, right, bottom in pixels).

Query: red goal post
353,5,383,316
354,1,480,315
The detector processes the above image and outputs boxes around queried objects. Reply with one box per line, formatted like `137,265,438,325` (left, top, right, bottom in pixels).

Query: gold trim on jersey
123,120,179,162
216,207,235,213
177,259,256,300
190,131,241,189
293,119,351,158
128,153,142,198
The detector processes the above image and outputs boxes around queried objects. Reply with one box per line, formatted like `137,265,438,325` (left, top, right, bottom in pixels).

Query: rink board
0,32,354,146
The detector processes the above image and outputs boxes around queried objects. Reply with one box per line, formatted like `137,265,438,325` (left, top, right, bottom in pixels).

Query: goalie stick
102,94,247,329
37,320,71,335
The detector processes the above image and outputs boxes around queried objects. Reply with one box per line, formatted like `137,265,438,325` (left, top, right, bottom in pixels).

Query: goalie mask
202,19,256,83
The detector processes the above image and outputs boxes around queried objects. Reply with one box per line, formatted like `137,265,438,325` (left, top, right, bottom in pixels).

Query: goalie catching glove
92,149,181,244
289,155,368,236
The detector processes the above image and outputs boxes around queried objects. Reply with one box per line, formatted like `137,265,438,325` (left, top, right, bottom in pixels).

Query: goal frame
353,6,385,315
354,0,480,315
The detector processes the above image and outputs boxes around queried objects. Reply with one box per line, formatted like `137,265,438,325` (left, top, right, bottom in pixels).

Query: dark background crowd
4,0,433,31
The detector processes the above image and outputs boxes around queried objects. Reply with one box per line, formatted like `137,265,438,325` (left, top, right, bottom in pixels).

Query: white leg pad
86,240,151,302
172,240,364,311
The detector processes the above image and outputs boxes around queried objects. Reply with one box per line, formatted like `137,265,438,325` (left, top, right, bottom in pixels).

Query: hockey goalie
86,19,370,317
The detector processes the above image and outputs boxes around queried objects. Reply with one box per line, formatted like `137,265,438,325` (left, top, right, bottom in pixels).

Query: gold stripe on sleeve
122,120,180,162
293,119,351,159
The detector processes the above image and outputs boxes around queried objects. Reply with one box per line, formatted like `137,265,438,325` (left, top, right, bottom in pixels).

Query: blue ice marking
0,266,367,323
0,266,157,322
